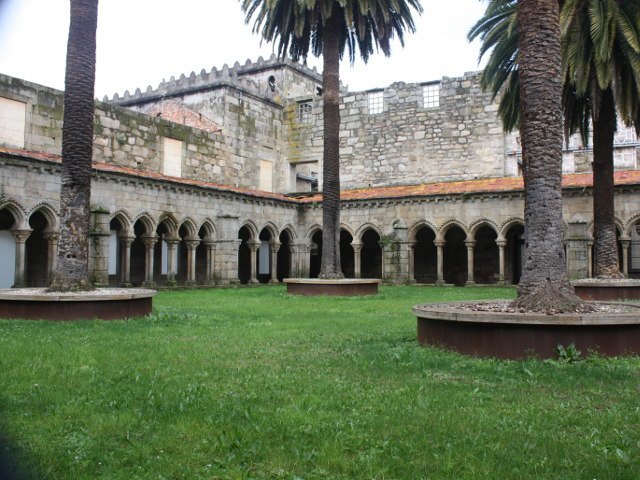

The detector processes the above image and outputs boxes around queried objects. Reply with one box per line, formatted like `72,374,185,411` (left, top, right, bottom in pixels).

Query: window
423,83,440,108
368,91,384,114
298,101,312,123
0,97,27,148
259,159,273,192
162,137,182,177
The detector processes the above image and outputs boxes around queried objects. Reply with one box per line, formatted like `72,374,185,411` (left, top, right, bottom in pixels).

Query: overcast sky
0,0,488,99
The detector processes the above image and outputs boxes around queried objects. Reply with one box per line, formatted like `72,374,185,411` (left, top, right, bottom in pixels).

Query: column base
184,281,197,287
465,281,476,286
269,279,280,284
166,280,177,287
248,279,259,284
120,282,133,288
142,281,157,288
435,280,446,286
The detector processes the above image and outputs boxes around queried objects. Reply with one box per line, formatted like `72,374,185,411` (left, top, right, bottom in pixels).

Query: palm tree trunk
319,13,344,279
50,0,99,291
513,0,580,310
592,87,623,278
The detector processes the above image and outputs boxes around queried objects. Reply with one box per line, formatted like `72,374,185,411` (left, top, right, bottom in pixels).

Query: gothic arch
304,223,323,243
132,212,156,235
198,219,217,240
586,217,625,239
339,223,356,238
157,213,178,234
178,217,198,239
355,222,383,242
29,203,59,231
469,218,499,239
258,221,279,239
239,220,259,240
436,219,468,242
499,217,525,240
625,212,640,236
0,199,27,229
109,210,133,235
408,220,438,242
279,224,298,242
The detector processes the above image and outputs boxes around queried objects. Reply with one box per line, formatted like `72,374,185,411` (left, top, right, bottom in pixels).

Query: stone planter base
573,280,640,301
414,301,640,359
284,278,381,296
0,288,156,321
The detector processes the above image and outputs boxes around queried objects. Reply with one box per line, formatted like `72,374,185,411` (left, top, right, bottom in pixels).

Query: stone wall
286,72,507,189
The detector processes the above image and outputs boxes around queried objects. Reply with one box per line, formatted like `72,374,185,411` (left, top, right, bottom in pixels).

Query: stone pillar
565,221,589,280
496,239,507,285
185,239,200,285
465,240,476,286
435,240,445,285
204,240,216,285
90,209,111,287
288,245,299,278
43,231,59,286
269,241,281,283
142,235,157,288
407,242,416,284
118,235,135,287
351,241,363,278
248,240,260,284
391,220,409,284
295,244,311,278
11,229,31,288
165,236,179,286
586,241,593,278
620,236,630,278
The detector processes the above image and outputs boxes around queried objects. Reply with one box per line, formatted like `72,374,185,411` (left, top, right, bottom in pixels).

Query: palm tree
513,0,581,310
49,0,99,291
241,0,422,279
470,0,640,279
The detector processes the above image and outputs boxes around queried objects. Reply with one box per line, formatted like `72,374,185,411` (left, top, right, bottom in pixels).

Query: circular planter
0,288,156,321
414,301,640,359
284,278,381,296
572,279,640,301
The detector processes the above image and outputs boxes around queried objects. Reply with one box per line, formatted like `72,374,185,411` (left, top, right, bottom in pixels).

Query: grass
0,285,639,479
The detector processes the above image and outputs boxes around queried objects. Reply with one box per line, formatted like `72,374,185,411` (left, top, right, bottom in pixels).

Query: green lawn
1,285,639,479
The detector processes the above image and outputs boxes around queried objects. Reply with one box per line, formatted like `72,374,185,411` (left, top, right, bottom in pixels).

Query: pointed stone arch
29,203,59,232
198,219,217,240
0,199,27,229
469,218,499,240
178,217,198,239
133,212,157,235
408,220,438,242
437,219,469,242
499,217,525,241
239,220,259,241
355,222,383,242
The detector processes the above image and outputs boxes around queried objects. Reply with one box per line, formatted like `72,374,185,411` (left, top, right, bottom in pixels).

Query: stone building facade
1,56,640,289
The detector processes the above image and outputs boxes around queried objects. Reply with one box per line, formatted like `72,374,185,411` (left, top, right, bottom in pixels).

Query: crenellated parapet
105,54,323,106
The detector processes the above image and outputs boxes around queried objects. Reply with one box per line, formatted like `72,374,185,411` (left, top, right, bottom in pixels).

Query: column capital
434,240,446,248
620,239,631,248
142,234,158,247
247,240,261,251
11,229,32,243
186,239,200,249
351,241,363,252
269,240,281,253
119,234,136,245
464,240,476,248
496,239,507,247
43,231,60,242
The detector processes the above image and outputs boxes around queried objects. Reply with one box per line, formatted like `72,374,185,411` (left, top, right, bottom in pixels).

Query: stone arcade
1,56,640,288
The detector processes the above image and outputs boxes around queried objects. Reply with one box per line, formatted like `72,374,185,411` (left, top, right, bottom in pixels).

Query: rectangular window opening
298,101,313,123
423,83,440,109
368,91,384,115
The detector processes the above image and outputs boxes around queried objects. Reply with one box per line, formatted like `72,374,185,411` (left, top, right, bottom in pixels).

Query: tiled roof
3,147,640,204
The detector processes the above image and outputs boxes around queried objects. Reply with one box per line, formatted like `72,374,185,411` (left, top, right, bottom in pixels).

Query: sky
0,0,488,99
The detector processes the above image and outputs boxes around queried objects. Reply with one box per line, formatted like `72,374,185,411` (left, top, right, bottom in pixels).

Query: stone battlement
106,54,323,105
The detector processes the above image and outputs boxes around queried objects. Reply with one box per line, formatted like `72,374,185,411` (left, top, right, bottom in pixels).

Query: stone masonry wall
286,72,507,189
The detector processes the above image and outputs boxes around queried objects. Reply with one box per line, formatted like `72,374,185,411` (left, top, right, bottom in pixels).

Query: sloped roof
2,147,640,205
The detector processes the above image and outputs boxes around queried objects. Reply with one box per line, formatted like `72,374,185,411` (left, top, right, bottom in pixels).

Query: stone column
465,240,476,285
118,235,135,287
185,239,200,285
165,237,179,286
248,240,260,284
620,236,630,278
11,229,31,288
407,242,416,284
90,209,111,287
496,239,507,285
295,244,311,278
351,241,363,278
142,235,157,288
288,245,299,278
269,241,281,283
43,231,59,285
586,241,594,278
435,240,445,285
204,240,216,285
